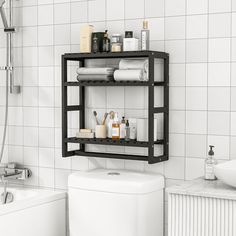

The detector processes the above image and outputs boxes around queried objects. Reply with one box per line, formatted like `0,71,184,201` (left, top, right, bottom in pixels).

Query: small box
80,25,94,53
123,38,139,51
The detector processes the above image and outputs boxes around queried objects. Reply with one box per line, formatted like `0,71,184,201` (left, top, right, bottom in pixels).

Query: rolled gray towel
114,69,147,81
77,67,115,76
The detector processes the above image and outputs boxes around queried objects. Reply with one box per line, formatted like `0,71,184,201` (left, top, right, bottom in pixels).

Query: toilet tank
68,169,164,236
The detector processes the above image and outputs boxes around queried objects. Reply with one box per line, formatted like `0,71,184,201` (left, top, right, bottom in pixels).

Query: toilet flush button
107,172,120,176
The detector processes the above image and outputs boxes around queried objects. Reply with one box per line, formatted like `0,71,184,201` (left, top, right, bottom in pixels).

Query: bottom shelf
68,150,168,164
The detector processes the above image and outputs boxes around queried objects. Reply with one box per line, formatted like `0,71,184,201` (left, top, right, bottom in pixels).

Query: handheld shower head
0,0,6,7
0,0,9,29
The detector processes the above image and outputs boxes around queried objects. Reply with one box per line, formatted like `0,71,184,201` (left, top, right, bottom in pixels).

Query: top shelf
62,50,169,60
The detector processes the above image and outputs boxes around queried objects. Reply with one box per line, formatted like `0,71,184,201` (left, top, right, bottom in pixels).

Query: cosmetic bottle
92,34,99,53
205,145,217,180
125,120,130,141
120,116,126,139
129,118,137,140
102,30,110,52
112,112,120,140
107,111,114,138
141,20,150,50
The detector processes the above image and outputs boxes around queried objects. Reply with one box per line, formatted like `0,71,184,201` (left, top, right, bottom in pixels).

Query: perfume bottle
125,120,130,141
120,116,126,139
205,145,217,180
141,20,150,51
103,30,110,52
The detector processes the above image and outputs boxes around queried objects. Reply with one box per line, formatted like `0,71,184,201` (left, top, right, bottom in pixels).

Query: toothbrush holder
95,125,107,138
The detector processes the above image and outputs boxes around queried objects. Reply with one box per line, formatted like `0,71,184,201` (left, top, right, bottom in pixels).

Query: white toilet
68,169,165,236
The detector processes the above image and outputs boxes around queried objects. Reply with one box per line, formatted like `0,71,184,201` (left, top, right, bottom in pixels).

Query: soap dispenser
205,145,217,180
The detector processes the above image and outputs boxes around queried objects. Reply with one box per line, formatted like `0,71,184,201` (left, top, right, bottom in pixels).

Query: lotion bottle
205,145,217,180
120,116,126,139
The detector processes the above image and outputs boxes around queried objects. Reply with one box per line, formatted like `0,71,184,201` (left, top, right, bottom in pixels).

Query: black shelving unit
62,50,169,164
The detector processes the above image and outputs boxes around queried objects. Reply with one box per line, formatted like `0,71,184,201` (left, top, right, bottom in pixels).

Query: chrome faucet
0,163,32,181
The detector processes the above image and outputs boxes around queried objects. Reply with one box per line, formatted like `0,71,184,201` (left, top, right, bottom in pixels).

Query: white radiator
168,193,236,236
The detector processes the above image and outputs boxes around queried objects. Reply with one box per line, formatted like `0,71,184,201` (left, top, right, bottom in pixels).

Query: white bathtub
0,186,67,236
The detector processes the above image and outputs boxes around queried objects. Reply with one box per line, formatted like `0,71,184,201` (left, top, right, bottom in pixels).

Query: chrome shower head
0,0,6,7
0,0,9,29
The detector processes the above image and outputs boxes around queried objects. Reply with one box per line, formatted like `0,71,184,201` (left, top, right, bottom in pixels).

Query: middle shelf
65,137,164,147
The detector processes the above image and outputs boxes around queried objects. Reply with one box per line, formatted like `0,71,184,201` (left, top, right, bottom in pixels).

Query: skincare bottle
102,30,110,52
92,34,99,53
107,111,114,138
141,20,150,50
125,120,130,141
112,112,120,140
205,145,217,180
120,116,126,139
129,118,137,140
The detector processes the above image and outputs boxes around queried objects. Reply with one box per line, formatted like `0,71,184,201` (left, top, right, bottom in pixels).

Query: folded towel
77,67,115,76
77,74,113,81
119,59,149,73
114,69,147,81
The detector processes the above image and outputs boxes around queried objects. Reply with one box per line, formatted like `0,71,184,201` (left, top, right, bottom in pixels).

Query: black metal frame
62,51,169,164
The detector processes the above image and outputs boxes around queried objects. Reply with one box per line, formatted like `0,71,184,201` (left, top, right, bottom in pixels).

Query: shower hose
0,73,8,163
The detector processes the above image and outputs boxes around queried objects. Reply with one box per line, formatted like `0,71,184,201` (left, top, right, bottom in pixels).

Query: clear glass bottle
125,120,130,141
120,116,126,139
92,34,99,53
205,145,217,180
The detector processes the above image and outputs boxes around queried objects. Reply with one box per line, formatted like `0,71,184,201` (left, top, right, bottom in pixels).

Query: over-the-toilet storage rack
61,51,169,164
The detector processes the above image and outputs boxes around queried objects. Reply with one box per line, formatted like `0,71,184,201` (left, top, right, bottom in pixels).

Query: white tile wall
0,0,235,234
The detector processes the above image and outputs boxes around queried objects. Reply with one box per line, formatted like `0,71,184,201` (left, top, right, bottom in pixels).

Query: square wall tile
23,147,39,166
208,38,231,62
38,46,54,67
149,18,164,41
107,0,124,20
8,146,23,164
185,158,204,180
186,134,207,158
125,0,144,19
71,1,88,23
232,38,236,62
38,5,53,25
231,112,236,135
231,137,236,159
23,87,38,107
39,147,55,168
165,0,186,16
187,0,208,14
24,127,39,147
39,107,54,127
169,64,185,87
208,63,230,86
23,67,38,87
165,40,186,63
186,111,207,134
209,13,231,38
233,13,236,37
54,3,70,24
22,27,38,47
208,87,230,111
54,24,70,45
165,16,185,40
55,148,71,169
169,134,185,157
169,111,185,133
186,63,207,86
145,0,164,17
39,67,54,87
231,87,236,111
22,6,37,26
186,87,207,110
208,112,230,135
186,15,208,39
186,39,208,63
169,87,185,110
209,0,231,13
39,87,54,107
38,26,54,46
55,169,71,190
85,87,106,108
39,128,55,148
233,0,236,11
88,0,106,22
164,157,185,179
23,47,38,67
107,87,124,109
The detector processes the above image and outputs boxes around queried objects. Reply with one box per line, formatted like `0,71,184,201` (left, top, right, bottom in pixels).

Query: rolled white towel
77,67,115,76
114,69,147,81
119,59,149,73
